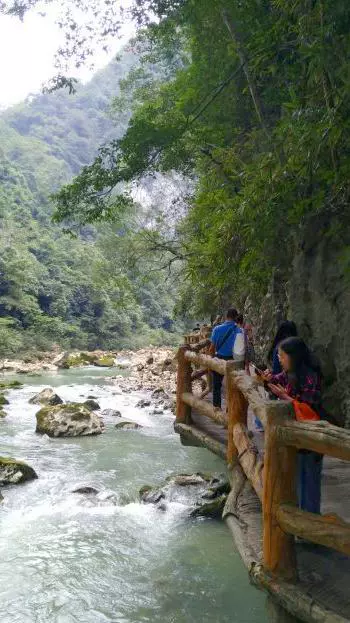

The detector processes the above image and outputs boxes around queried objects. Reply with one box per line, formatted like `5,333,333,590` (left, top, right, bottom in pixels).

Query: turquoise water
0,368,270,622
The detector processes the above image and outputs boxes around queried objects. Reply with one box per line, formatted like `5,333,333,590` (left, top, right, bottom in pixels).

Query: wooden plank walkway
177,401,350,621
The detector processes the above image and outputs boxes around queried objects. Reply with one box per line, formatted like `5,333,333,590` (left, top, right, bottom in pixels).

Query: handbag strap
216,325,236,353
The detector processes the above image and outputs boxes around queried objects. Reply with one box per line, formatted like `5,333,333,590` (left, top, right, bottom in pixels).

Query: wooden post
263,402,297,581
176,345,192,424
226,361,247,465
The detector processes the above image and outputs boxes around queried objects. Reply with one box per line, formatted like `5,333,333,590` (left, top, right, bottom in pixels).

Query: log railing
176,343,350,584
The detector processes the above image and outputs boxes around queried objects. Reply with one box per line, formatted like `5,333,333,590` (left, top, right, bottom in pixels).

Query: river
0,367,270,623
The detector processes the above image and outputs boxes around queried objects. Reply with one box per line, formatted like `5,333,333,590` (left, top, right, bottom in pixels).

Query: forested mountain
0,51,185,357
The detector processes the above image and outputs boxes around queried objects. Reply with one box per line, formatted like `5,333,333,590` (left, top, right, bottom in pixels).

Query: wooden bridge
175,335,350,623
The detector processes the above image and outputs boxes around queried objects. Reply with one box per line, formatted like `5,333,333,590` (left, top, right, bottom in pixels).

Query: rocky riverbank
0,347,178,412
111,347,177,403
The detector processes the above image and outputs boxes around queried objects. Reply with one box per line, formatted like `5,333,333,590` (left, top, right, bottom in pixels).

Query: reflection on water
0,368,270,622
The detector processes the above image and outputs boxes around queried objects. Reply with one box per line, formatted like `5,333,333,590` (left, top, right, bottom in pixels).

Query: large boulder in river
36,403,104,437
29,387,63,406
0,457,38,485
59,352,97,369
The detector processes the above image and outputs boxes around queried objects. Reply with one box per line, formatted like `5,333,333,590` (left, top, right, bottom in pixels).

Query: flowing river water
0,367,270,623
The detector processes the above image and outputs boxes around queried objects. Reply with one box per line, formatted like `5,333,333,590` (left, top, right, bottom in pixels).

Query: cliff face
247,213,350,426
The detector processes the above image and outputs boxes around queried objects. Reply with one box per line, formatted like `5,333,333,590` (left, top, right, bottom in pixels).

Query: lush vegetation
31,0,349,318
0,53,186,357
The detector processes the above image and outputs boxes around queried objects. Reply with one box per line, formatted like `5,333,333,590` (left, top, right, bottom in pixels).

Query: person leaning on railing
209,308,245,409
260,336,325,515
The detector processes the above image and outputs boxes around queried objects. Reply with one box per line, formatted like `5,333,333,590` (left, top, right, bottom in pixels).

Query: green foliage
52,0,350,315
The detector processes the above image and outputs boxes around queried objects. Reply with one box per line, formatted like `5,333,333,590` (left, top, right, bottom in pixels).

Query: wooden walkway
177,403,350,621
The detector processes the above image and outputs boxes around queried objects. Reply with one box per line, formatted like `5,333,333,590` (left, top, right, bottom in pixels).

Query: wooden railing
176,343,350,583
183,325,212,346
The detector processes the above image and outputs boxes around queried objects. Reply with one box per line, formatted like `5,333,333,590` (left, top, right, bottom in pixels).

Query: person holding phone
261,336,323,514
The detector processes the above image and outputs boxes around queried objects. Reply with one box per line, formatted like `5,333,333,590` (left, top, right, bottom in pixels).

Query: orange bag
292,400,320,422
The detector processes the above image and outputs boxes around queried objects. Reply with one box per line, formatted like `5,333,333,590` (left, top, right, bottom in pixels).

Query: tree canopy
37,0,350,315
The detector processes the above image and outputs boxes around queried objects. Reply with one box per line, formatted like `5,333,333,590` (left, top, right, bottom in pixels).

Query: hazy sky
0,3,134,108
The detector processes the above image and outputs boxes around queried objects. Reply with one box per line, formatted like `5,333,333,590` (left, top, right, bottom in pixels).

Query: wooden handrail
277,504,350,556
230,371,270,428
185,351,226,375
277,419,350,461
182,392,226,426
190,338,211,352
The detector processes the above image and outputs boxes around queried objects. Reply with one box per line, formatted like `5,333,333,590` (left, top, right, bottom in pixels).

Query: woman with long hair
262,336,323,514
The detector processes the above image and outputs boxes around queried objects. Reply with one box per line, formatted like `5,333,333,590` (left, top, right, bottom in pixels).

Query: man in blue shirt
209,308,239,408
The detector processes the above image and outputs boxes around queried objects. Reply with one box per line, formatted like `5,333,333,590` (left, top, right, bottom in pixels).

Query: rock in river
136,399,151,408
0,457,38,485
101,409,122,418
0,380,23,390
115,421,142,430
29,387,63,406
71,485,119,507
83,399,101,411
59,352,96,369
139,472,230,519
72,486,100,495
0,393,9,407
36,403,104,437
94,355,115,368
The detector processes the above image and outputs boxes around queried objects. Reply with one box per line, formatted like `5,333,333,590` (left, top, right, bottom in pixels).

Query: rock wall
245,213,350,425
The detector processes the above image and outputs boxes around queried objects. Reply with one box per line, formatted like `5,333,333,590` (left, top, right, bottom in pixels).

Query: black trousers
212,355,233,408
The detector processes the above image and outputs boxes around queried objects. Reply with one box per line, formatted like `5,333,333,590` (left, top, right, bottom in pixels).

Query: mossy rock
0,380,23,390
0,456,38,485
115,421,142,430
0,393,9,407
61,352,97,369
0,409,6,418
36,403,104,437
94,356,115,368
190,494,227,519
